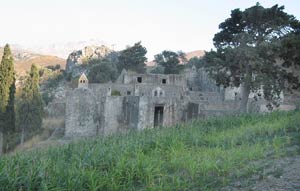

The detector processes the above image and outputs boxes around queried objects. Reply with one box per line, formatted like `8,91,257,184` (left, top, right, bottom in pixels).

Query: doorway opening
154,105,164,127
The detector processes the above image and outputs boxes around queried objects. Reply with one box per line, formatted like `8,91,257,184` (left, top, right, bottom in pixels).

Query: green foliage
150,65,165,74
41,92,54,106
187,56,204,69
1,111,299,190
118,41,147,73
280,32,300,68
4,78,16,133
0,44,16,150
17,64,44,136
111,90,121,96
204,4,300,110
154,50,185,74
88,59,119,83
44,73,63,89
0,44,14,113
46,64,61,71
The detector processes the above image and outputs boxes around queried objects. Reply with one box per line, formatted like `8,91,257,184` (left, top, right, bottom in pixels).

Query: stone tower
78,73,88,88
65,72,98,137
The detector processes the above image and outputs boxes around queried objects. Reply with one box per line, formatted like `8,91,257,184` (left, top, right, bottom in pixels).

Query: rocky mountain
66,45,115,76
0,46,65,77
25,39,109,59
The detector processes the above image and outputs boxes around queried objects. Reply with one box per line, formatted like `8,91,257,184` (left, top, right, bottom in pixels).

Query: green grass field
0,111,299,190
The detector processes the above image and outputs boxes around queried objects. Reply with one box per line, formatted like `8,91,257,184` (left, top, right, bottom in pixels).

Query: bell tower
78,72,88,88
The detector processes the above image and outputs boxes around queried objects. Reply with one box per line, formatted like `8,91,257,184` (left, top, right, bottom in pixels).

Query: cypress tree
18,64,43,144
5,77,16,133
30,64,43,131
0,44,14,113
0,44,15,152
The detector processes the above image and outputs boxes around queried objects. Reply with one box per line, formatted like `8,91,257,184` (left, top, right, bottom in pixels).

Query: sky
0,0,299,59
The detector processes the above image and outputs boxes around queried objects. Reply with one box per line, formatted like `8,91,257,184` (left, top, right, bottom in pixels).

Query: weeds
0,111,299,190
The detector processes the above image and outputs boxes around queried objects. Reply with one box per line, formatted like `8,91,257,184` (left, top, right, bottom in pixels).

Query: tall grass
0,111,299,190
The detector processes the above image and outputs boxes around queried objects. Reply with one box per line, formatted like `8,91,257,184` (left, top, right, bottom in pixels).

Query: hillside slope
0,112,299,190
0,47,65,76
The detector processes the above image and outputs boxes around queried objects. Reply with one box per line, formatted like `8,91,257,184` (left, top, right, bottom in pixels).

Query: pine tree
203,4,300,112
154,51,186,74
118,41,147,73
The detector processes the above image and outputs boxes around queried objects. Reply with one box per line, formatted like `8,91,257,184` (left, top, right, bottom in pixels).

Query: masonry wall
123,73,187,87
65,88,98,137
137,97,184,129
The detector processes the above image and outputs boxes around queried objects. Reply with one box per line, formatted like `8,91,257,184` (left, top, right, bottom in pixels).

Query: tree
150,65,165,74
187,57,204,69
0,44,15,113
203,3,300,112
280,32,300,68
118,41,147,73
88,59,119,83
17,64,43,144
0,44,15,152
154,50,186,74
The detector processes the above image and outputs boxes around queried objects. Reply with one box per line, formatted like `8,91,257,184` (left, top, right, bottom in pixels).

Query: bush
42,92,53,106
111,90,121,96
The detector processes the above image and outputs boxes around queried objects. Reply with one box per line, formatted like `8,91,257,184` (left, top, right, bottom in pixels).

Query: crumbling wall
137,97,183,129
123,96,140,129
103,96,124,135
123,73,187,87
65,88,98,137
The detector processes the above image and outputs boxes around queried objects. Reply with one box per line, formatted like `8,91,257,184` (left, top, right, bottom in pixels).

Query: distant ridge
0,46,65,76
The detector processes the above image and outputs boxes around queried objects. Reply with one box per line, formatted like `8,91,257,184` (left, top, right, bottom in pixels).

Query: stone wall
122,73,187,87
46,102,66,118
65,88,98,137
103,96,125,135
137,97,184,129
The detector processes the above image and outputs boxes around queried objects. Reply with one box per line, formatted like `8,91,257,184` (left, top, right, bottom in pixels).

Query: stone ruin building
64,67,300,138
65,67,232,137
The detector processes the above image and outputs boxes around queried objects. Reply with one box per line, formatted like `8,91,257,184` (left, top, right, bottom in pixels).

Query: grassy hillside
15,55,65,76
0,112,299,190
0,47,65,77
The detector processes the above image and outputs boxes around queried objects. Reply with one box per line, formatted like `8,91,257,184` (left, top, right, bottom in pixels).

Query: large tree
18,64,43,144
203,3,300,112
118,41,147,73
88,58,119,83
0,44,15,112
0,44,15,140
154,50,186,74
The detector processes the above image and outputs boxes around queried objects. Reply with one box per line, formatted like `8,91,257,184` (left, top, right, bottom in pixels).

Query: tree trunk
21,126,25,145
239,83,251,113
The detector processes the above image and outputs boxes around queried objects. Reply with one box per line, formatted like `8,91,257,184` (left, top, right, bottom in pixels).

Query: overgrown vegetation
153,50,186,74
88,58,119,83
118,41,147,73
0,111,299,190
203,3,300,112
17,64,44,145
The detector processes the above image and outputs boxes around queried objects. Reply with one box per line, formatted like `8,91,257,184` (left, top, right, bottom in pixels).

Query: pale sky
0,0,299,59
